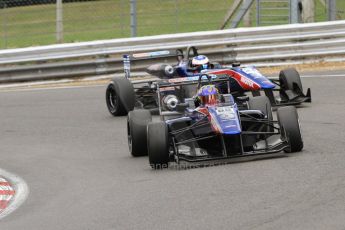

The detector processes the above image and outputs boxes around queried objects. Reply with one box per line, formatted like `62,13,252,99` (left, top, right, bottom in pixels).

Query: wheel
279,68,303,93
248,96,273,120
277,106,303,153
106,77,135,116
147,121,169,169
248,95,273,133
127,110,152,157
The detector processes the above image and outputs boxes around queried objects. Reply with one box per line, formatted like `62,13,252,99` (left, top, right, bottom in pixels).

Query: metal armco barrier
1,20,345,83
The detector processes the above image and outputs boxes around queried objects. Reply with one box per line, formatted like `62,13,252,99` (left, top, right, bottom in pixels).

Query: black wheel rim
107,85,118,114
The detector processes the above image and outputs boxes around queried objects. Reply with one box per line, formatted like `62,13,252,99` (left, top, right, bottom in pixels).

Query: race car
126,74,304,169
105,46,311,117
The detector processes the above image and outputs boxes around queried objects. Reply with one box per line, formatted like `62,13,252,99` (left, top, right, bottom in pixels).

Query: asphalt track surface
1,70,345,230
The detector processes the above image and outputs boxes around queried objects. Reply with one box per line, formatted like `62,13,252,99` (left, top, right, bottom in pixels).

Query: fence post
328,0,336,21
130,0,137,37
0,2,8,49
256,0,260,26
174,0,179,32
56,0,63,43
290,0,300,23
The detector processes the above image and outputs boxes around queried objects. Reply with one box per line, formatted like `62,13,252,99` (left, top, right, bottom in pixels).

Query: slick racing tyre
277,106,303,153
127,110,152,157
106,77,135,116
279,68,303,94
147,121,169,169
248,96,273,121
248,96,273,133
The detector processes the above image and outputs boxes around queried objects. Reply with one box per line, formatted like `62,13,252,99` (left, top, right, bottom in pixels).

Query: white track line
0,168,29,220
302,74,345,78
0,84,105,92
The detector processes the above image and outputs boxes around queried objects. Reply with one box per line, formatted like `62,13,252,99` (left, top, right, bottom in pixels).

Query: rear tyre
106,77,135,116
147,122,169,169
127,110,152,157
277,106,303,153
279,68,303,93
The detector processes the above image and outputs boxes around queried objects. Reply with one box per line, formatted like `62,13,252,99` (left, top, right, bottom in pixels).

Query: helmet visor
202,64,208,70
200,94,218,105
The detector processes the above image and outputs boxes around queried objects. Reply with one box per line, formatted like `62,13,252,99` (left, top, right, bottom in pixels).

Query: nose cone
237,67,276,89
208,106,241,135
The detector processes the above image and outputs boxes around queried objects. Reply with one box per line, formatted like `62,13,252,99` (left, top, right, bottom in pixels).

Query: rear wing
123,49,183,79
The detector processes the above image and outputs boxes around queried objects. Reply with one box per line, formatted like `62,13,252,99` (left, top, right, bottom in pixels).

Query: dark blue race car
126,74,304,169
106,46,311,117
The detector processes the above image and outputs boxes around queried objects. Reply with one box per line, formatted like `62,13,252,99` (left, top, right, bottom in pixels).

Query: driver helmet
197,85,219,105
192,55,210,71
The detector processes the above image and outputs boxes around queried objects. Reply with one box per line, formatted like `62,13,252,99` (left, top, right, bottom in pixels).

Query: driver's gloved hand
193,96,201,107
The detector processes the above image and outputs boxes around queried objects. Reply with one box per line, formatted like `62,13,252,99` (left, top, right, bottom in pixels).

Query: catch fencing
0,0,237,49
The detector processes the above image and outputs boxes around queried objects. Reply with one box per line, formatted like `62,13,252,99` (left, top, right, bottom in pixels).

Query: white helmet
192,55,209,67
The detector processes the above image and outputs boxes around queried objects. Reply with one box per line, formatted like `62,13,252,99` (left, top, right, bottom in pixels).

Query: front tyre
248,96,273,133
248,96,273,120
279,68,303,100
147,121,170,169
277,106,303,153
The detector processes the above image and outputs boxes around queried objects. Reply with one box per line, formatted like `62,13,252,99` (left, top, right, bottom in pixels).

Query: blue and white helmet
192,55,209,70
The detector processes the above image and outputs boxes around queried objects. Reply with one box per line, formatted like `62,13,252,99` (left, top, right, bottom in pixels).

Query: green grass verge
0,0,344,49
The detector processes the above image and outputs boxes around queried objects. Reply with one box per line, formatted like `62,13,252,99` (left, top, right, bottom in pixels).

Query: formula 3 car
106,46,311,117
126,74,304,169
